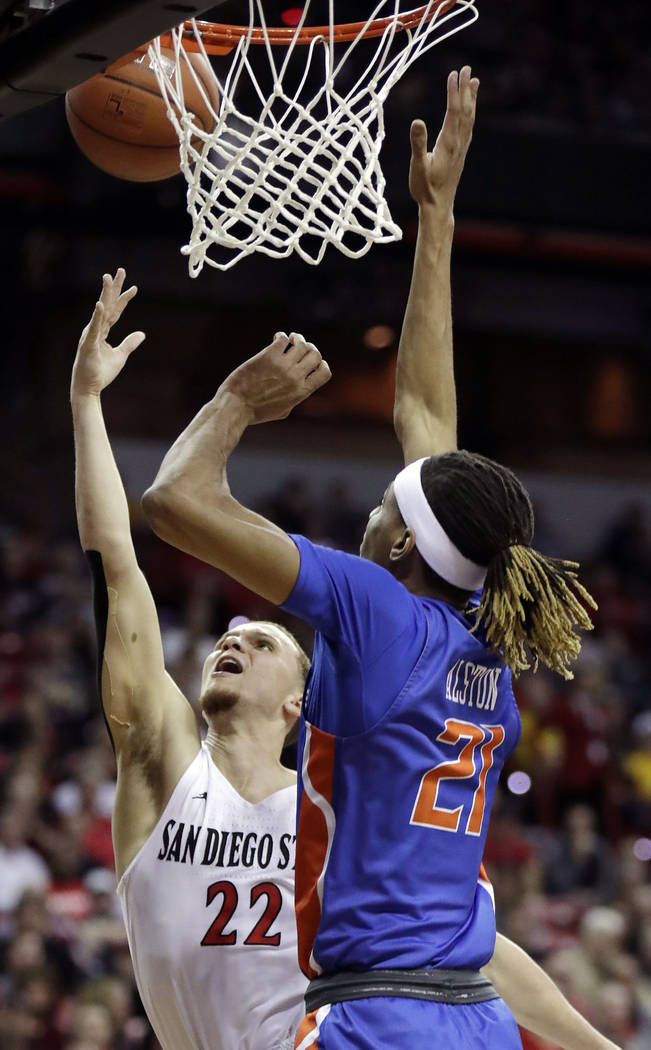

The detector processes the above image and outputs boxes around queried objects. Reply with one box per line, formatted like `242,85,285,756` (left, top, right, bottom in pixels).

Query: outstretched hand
71,268,145,398
409,66,479,209
220,332,331,425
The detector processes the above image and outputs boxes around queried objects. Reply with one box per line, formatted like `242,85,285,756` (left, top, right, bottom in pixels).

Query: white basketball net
147,1,478,273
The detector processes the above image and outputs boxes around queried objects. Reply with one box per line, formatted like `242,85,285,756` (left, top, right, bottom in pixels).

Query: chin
200,685,240,717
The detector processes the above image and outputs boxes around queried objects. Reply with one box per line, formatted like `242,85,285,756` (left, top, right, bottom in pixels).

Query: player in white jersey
70,73,619,1050
71,276,310,1050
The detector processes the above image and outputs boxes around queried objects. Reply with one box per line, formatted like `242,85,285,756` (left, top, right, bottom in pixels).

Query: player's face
359,483,405,568
200,622,304,721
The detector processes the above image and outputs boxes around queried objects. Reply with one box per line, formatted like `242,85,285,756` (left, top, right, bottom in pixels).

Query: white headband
393,458,487,591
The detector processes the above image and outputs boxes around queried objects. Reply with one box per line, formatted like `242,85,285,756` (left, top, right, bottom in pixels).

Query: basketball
65,48,219,182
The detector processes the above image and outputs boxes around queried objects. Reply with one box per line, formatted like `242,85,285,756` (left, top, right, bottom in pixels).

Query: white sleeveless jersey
117,745,307,1050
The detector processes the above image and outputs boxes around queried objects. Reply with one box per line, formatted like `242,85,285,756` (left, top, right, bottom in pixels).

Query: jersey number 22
201,881,282,947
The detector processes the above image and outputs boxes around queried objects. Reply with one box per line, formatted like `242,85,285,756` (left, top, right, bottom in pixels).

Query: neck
398,562,469,610
203,718,293,803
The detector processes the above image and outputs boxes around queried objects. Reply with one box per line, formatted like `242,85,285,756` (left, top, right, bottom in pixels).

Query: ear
389,527,416,563
283,692,303,724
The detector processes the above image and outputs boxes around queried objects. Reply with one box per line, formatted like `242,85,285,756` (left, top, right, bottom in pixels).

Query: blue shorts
295,996,523,1050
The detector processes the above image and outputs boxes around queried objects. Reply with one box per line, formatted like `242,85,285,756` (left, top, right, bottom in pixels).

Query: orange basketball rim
125,2,461,58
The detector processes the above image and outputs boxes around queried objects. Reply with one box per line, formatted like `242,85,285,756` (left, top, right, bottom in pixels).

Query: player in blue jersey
140,68,596,1050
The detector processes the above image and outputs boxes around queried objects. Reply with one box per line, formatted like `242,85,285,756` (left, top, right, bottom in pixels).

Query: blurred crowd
457,0,651,139
0,477,650,1050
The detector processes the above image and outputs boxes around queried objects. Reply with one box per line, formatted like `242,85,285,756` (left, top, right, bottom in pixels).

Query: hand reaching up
220,332,331,425
409,66,479,211
71,268,145,399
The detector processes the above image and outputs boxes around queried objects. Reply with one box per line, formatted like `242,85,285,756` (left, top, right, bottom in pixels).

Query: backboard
0,0,230,120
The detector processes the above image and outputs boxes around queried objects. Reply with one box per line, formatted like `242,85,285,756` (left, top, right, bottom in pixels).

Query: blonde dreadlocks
474,544,596,678
420,452,596,680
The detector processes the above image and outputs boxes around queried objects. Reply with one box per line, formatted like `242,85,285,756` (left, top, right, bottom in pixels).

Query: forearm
72,392,136,568
143,387,250,524
143,385,300,603
485,934,620,1050
394,205,457,462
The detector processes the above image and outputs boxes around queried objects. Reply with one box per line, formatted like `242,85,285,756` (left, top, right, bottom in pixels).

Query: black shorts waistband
305,967,498,1012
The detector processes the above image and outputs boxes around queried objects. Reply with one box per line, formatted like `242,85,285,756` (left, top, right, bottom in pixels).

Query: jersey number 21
410,718,505,837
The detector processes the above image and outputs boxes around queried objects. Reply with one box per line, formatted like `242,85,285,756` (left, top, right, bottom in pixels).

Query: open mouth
213,655,244,676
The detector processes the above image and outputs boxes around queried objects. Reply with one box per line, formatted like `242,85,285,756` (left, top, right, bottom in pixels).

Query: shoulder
287,534,415,600
283,534,428,656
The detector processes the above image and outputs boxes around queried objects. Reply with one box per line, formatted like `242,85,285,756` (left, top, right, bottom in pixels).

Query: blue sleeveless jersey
281,536,521,980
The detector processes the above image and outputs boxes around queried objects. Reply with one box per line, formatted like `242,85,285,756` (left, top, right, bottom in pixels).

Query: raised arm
71,270,198,875
142,333,331,604
484,933,621,1050
394,66,479,465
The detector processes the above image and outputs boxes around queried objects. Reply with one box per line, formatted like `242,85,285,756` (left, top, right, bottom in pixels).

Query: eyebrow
213,628,278,650
249,629,276,646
